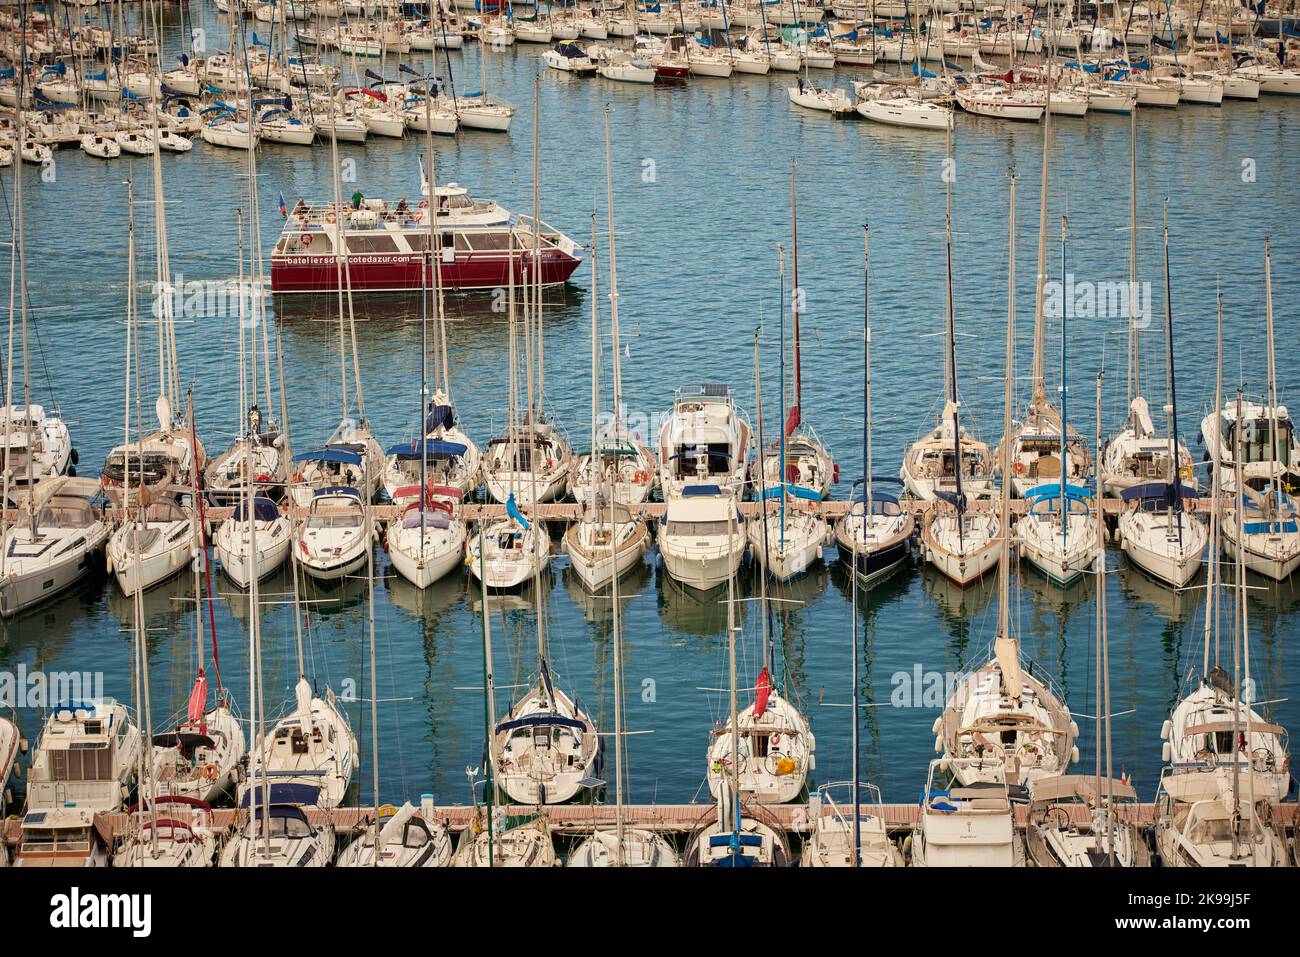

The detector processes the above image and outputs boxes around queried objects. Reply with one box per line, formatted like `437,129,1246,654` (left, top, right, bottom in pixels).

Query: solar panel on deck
701,384,729,396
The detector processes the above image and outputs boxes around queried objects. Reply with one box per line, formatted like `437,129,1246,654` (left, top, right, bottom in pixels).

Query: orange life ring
1013,461,1026,476
324,210,337,224
301,233,313,246
418,199,428,209
202,763,219,782
771,732,782,747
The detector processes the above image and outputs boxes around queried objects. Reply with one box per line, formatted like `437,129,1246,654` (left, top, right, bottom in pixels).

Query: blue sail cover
494,713,587,734
681,484,723,496
1026,483,1092,501
424,403,454,432
506,492,529,530
292,447,362,465
386,439,467,460
315,486,360,499
1120,482,1195,506
232,496,280,522
758,482,821,502
240,783,320,807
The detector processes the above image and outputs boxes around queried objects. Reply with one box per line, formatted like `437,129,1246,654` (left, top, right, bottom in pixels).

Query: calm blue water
3,7,1299,809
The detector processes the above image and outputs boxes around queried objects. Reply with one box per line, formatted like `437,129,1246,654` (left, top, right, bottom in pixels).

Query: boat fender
901,834,913,857
70,447,79,466
934,734,942,753
1159,719,1172,741
1069,720,1079,739
1161,741,1172,763
931,716,941,735
1070,745,1080,765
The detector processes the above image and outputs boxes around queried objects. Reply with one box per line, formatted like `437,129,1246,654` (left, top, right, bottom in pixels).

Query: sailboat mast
998,175,1017,639
944,127,964,548
1231,388,1246,855
790,163,801,425
532,76,545,417
367,496,381,862
478,533,496,866
604,108,623,445
1161,203,1184,549
1059,214,1069,540
590,217,600,479
753,330,773,674
610,467,625,866
777,246,786,547
1031,82,1053,405
1126,107,1140,409
1263,239,1282,524
1204,286,1224,673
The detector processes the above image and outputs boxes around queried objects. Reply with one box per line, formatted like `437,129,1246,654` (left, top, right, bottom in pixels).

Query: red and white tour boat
270,182,586,294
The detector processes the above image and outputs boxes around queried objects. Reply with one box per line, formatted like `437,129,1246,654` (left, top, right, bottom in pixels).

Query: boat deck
194,497,1236,526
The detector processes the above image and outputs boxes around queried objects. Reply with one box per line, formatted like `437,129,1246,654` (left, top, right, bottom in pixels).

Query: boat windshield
306,512,361,529
1230,419,1293,465
20,500,96,529
666,519,729,536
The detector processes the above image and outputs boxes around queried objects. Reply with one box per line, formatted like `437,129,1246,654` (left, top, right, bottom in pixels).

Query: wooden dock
5,801,1296,846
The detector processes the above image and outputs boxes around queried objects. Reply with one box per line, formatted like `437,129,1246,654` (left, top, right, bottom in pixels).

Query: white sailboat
1154,769,1289,867
1116,208,1206,588
749,319,827,584
902,133,994,505
568,467,679,868
214,494,291,586
107,497,196,596
1017,217,1099,586
337,800,454,866
685,532,791,867
707,518,815,805
833,229,914,585
1102,114,1197,500
150,430,247,806
1025,374,1152,868
756,164,835,503
1217,241,1299,581
113,797,220,868
567,111,657,510
996,97,1092,499
1161,386,1292,806
481,100,573,505
0,476,111,618
936,180,1079,793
